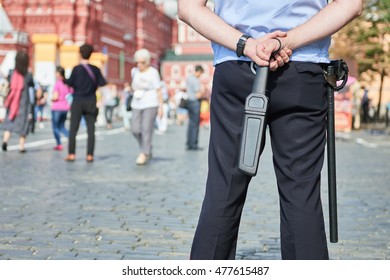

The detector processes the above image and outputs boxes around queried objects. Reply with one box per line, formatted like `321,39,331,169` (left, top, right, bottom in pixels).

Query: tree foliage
331,0,390,115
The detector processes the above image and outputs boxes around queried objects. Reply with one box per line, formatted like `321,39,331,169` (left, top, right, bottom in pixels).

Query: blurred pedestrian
199,98,210,128
35,83,48,128
130,48,163,165
121,82,132,130
28,76,41,133
102,83,118,129
51,66,72,151
155,80,169,134
174,87,188,125
2,50,35,153
185,65,205,151
64,43,107,162
0,75,8,98
361,86,370,124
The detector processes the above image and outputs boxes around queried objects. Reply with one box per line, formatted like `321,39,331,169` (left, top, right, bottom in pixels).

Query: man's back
212,0,330,65
186,74,200,101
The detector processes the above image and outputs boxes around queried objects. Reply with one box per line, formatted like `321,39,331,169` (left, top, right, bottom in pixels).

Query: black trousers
190,61,329,260
68,95,97,156
104,105,116,125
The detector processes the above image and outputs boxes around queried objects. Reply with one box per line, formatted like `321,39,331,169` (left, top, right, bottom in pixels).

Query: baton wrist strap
272,38,282,55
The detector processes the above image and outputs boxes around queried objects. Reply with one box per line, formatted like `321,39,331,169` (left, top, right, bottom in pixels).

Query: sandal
135,153,150,165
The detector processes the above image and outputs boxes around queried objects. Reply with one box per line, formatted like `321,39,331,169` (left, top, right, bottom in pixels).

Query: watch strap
236,34,251,57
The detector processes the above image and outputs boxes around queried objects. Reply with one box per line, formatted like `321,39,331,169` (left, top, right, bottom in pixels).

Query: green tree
331,0,390,118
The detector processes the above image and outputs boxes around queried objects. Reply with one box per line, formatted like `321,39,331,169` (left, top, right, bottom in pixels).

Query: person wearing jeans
51,66,71,151
186,99,201,150
102,83,118,129
185,65,205,151
51,111,69,149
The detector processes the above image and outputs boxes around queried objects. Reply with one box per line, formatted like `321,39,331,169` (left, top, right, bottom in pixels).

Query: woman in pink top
51,66,72,151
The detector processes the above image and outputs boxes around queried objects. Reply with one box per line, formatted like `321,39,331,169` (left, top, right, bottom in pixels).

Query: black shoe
19,149,27,153
86,155,94,162
2,142,7,152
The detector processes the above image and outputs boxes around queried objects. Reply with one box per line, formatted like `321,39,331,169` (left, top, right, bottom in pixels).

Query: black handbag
179,98,188,109
94,107,99,121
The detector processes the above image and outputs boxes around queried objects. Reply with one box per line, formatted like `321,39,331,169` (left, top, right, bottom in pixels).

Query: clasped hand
244,31,292,71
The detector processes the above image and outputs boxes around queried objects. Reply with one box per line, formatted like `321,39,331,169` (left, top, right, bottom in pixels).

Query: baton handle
238,66,269,176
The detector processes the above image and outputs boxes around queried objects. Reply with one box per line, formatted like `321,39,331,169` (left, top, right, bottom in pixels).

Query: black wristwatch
236,34,252,57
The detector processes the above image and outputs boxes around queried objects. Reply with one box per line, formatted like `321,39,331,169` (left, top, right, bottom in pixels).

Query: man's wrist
236,34,252,57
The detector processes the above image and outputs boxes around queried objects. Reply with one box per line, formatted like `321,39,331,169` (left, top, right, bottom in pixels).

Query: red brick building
0,0,173,87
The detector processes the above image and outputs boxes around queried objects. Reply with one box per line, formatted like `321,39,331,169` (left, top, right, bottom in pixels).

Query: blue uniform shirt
212,0,331,65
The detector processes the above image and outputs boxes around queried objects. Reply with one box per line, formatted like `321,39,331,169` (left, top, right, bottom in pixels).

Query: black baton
324,60,348,243
238,66,269,176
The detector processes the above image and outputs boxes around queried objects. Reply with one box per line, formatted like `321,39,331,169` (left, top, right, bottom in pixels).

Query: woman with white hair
130,48,163,165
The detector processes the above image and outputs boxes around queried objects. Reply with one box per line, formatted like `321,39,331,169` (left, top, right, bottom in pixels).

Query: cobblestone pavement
0,121,389,260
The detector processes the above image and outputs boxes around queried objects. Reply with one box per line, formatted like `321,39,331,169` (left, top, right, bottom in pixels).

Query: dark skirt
2,78,32,136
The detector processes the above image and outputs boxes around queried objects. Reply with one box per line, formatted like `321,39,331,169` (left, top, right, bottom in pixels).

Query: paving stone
0,123,389,260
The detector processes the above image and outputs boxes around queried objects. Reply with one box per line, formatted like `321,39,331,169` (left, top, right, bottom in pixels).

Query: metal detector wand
238,66,269,176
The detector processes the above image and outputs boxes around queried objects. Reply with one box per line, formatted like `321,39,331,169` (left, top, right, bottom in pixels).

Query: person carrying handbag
64,43,107,162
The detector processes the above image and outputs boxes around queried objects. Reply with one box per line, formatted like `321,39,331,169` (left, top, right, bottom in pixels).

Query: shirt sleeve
186,76,200,100
65,67,76,87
